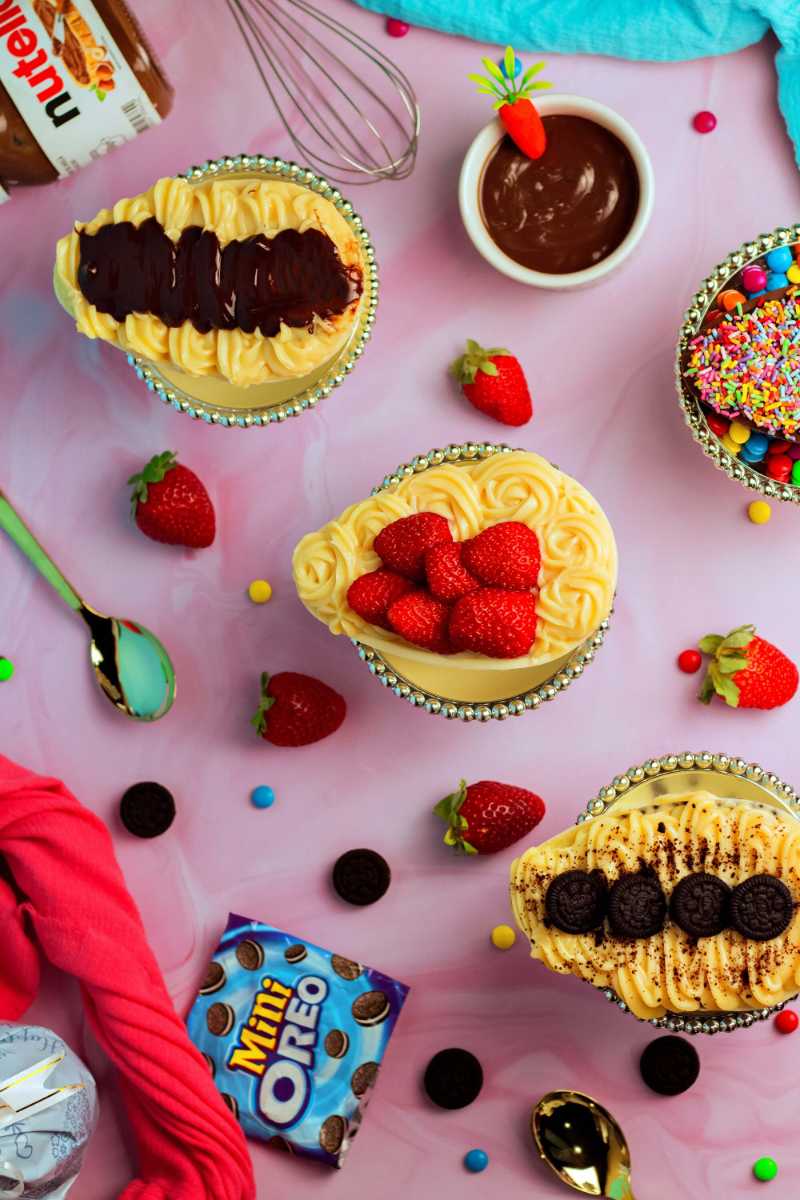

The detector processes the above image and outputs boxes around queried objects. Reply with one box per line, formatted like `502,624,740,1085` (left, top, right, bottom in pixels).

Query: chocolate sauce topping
77,218,362,339
480,118,640,274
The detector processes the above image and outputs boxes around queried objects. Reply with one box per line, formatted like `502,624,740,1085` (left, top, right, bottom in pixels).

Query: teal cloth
356,0,800,169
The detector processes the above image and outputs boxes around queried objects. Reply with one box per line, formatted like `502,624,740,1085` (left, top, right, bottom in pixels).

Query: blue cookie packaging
186,914,410,1167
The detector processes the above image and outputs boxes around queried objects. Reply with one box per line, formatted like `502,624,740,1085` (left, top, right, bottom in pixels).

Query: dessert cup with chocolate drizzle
459,95,654,289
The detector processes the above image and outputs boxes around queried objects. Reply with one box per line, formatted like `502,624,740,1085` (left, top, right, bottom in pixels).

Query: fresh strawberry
434,779,545,855
251,671,346,746
449,339,532,426
128,451,215,549
461,522,540,590
449,588,537,658
347,569,414,630
470,47,552,160
698,625,798,710
387,590,453,654
424,542,479,602
374,512,452,580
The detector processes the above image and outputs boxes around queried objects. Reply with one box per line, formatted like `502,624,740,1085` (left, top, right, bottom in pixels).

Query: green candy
792,460,800,486
753,1157,778,1182
0,658,14,683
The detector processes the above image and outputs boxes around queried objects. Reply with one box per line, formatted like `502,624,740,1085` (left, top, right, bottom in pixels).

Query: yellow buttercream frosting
510,791,800,1019
292,451,618,669
54,177,365,388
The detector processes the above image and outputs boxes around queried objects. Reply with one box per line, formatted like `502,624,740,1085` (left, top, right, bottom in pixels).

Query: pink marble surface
3,3,800,1196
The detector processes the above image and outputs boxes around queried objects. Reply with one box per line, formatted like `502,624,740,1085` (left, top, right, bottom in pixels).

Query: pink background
3,2,800,1196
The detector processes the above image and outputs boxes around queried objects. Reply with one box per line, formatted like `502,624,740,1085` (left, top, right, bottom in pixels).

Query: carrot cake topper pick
470,46,552,159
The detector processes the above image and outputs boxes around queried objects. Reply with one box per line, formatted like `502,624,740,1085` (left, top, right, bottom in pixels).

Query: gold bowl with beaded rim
352,441,613,723
574,750,800,1033
675,222,800,502
122,154,378,429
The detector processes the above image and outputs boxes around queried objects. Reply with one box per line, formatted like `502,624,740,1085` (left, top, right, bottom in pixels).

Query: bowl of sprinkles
676,224,800,502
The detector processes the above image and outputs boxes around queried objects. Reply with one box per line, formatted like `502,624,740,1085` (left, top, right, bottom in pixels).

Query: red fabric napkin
0,753,255,1200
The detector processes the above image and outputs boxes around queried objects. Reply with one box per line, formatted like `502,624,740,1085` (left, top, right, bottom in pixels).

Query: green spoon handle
0,491,83,613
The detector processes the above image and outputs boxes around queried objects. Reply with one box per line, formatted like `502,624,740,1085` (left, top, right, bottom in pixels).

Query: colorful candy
774,1009,798,1034
742,265,767,294
491,924,517,949
692,110,717,133
792,461,800,486
729,420,751,444
499,53,523,78
747,501,772,525
720,434,740,455
677,649,702,673
766,247,793,273
464,1149,489,1173
248,579,273,604
766,454,792,482
766,272,789,292
0,658,13,682
705,412,730,438
788,264,800,285
250,785,275,809
739,431,769,462
386,17,410,36
718,289,746,312
752,1157,778,1182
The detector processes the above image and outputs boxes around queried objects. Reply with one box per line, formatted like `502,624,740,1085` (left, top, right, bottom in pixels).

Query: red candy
768,440,792,455
386,17,410,35
775,1009,798,1034
693,110,717,134
677,649,702,674
766,454,792,482
742,265,767,293
706,412,730,438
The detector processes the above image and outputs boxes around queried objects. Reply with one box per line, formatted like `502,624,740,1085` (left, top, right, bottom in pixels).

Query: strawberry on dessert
387,591,453,654
449,589,537,658
251,671,346,746
697,624,798,710
347,569,414,630
449,339,532,426
373,512,452,580
128,451,215,549
461,522,540,590
434,778,546,855
424,542,480,602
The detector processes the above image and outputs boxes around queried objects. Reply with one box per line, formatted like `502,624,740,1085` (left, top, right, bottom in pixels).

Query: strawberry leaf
698,634,724,655
720,624,755,650
480,362,499,376
698,670,716,704
250,671,276,735
710,664,741,707
717,655,748,675
127,450,177,514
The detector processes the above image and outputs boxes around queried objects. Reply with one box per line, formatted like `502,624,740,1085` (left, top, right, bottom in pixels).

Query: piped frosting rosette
292,451,618,669
54,177,365,388
510,790,800,1020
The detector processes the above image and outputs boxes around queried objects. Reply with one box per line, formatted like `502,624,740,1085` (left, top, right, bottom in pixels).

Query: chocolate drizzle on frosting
77,218,363,338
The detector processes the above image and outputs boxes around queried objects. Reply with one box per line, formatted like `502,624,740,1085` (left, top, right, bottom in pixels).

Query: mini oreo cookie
199,961,226,996
235,939,265,971
267,1135,294,1155
332,955,363,981
332,849,391,906
319,1114,347,1155
352,990,390,1026
120,781,175,839
423,1048,483,1110
351,1062,379,1097
545,869,608,933
639,1035,700,1096
201,1052,216,1078
608,872,667,939
284,943,307,964
730,874,794,941
325,1029,350,1058
670,872,731,938
207,1002,235,1037
221,1093,240,1120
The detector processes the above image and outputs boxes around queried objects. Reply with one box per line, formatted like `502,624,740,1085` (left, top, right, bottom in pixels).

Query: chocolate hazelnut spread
0,0,172,197
480,117,640,275
77,218,364,338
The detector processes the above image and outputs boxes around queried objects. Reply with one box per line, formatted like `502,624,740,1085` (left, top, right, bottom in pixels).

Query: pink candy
742,264,767,293
386,17,410,36
693,110,717,134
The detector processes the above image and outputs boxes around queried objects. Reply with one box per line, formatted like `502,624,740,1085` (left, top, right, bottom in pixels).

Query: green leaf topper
469,46,552,111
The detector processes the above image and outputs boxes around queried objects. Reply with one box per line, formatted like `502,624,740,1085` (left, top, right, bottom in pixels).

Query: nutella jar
0,0,172,200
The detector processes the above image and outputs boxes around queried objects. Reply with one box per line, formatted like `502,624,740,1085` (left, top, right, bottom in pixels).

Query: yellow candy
788,263,800,284
720,434,740,456
748,500,772,525
491,924,516,950
729,421,751,444
248,579,273,604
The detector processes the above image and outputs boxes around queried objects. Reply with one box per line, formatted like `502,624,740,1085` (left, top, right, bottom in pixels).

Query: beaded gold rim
125,154,378,428
576,750,799,1033
675,222,800,502
351,441,612,722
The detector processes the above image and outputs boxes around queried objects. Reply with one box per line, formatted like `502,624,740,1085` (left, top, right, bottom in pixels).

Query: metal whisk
225,0,420,184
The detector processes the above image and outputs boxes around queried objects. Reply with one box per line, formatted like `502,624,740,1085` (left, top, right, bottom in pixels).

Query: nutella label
0,0,160,178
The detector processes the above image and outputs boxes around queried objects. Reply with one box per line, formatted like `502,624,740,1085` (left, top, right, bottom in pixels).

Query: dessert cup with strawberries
293,442,617,721
511,750,800,1033
54,154,377,428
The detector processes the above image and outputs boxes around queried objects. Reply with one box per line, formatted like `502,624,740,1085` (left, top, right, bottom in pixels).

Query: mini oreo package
186,914,409,1167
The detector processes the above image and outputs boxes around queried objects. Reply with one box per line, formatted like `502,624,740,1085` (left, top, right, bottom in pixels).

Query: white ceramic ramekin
459,94,654,289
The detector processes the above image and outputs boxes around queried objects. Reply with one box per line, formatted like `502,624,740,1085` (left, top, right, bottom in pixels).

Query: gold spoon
531,1090,637,1199
0,490,176,722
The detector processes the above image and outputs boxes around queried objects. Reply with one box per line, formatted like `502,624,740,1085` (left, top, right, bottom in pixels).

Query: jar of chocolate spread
0,0,173,202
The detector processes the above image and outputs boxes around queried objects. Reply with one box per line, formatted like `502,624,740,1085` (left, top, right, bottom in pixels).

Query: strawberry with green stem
697,624,798,710
470,46,552,160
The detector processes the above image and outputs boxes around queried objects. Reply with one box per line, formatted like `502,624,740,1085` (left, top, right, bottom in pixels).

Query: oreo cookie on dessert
670,872,731,938
120,781,175,838
185,913,410,1168
545,869,608,933
423,1048,483,1110
639,1035,700,1096
730,874,794,941
608,872,667,939
332,849,391,906
221,1093,240,1120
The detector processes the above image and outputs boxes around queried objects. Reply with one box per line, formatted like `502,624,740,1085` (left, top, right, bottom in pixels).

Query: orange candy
718,289,747,312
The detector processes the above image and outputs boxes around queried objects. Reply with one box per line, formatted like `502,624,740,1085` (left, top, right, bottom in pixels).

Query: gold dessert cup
353,441,613,722
570,751,800,1033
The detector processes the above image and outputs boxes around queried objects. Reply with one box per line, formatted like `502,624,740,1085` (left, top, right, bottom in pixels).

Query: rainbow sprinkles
685,292,800,438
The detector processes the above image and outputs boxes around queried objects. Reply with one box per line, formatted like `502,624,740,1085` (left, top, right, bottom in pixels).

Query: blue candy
250,785,275,809
766,246,793,273
749,289,767,298
766,272,789,291
499,54,522,78
464,1149,489,1173
740,432,769,463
